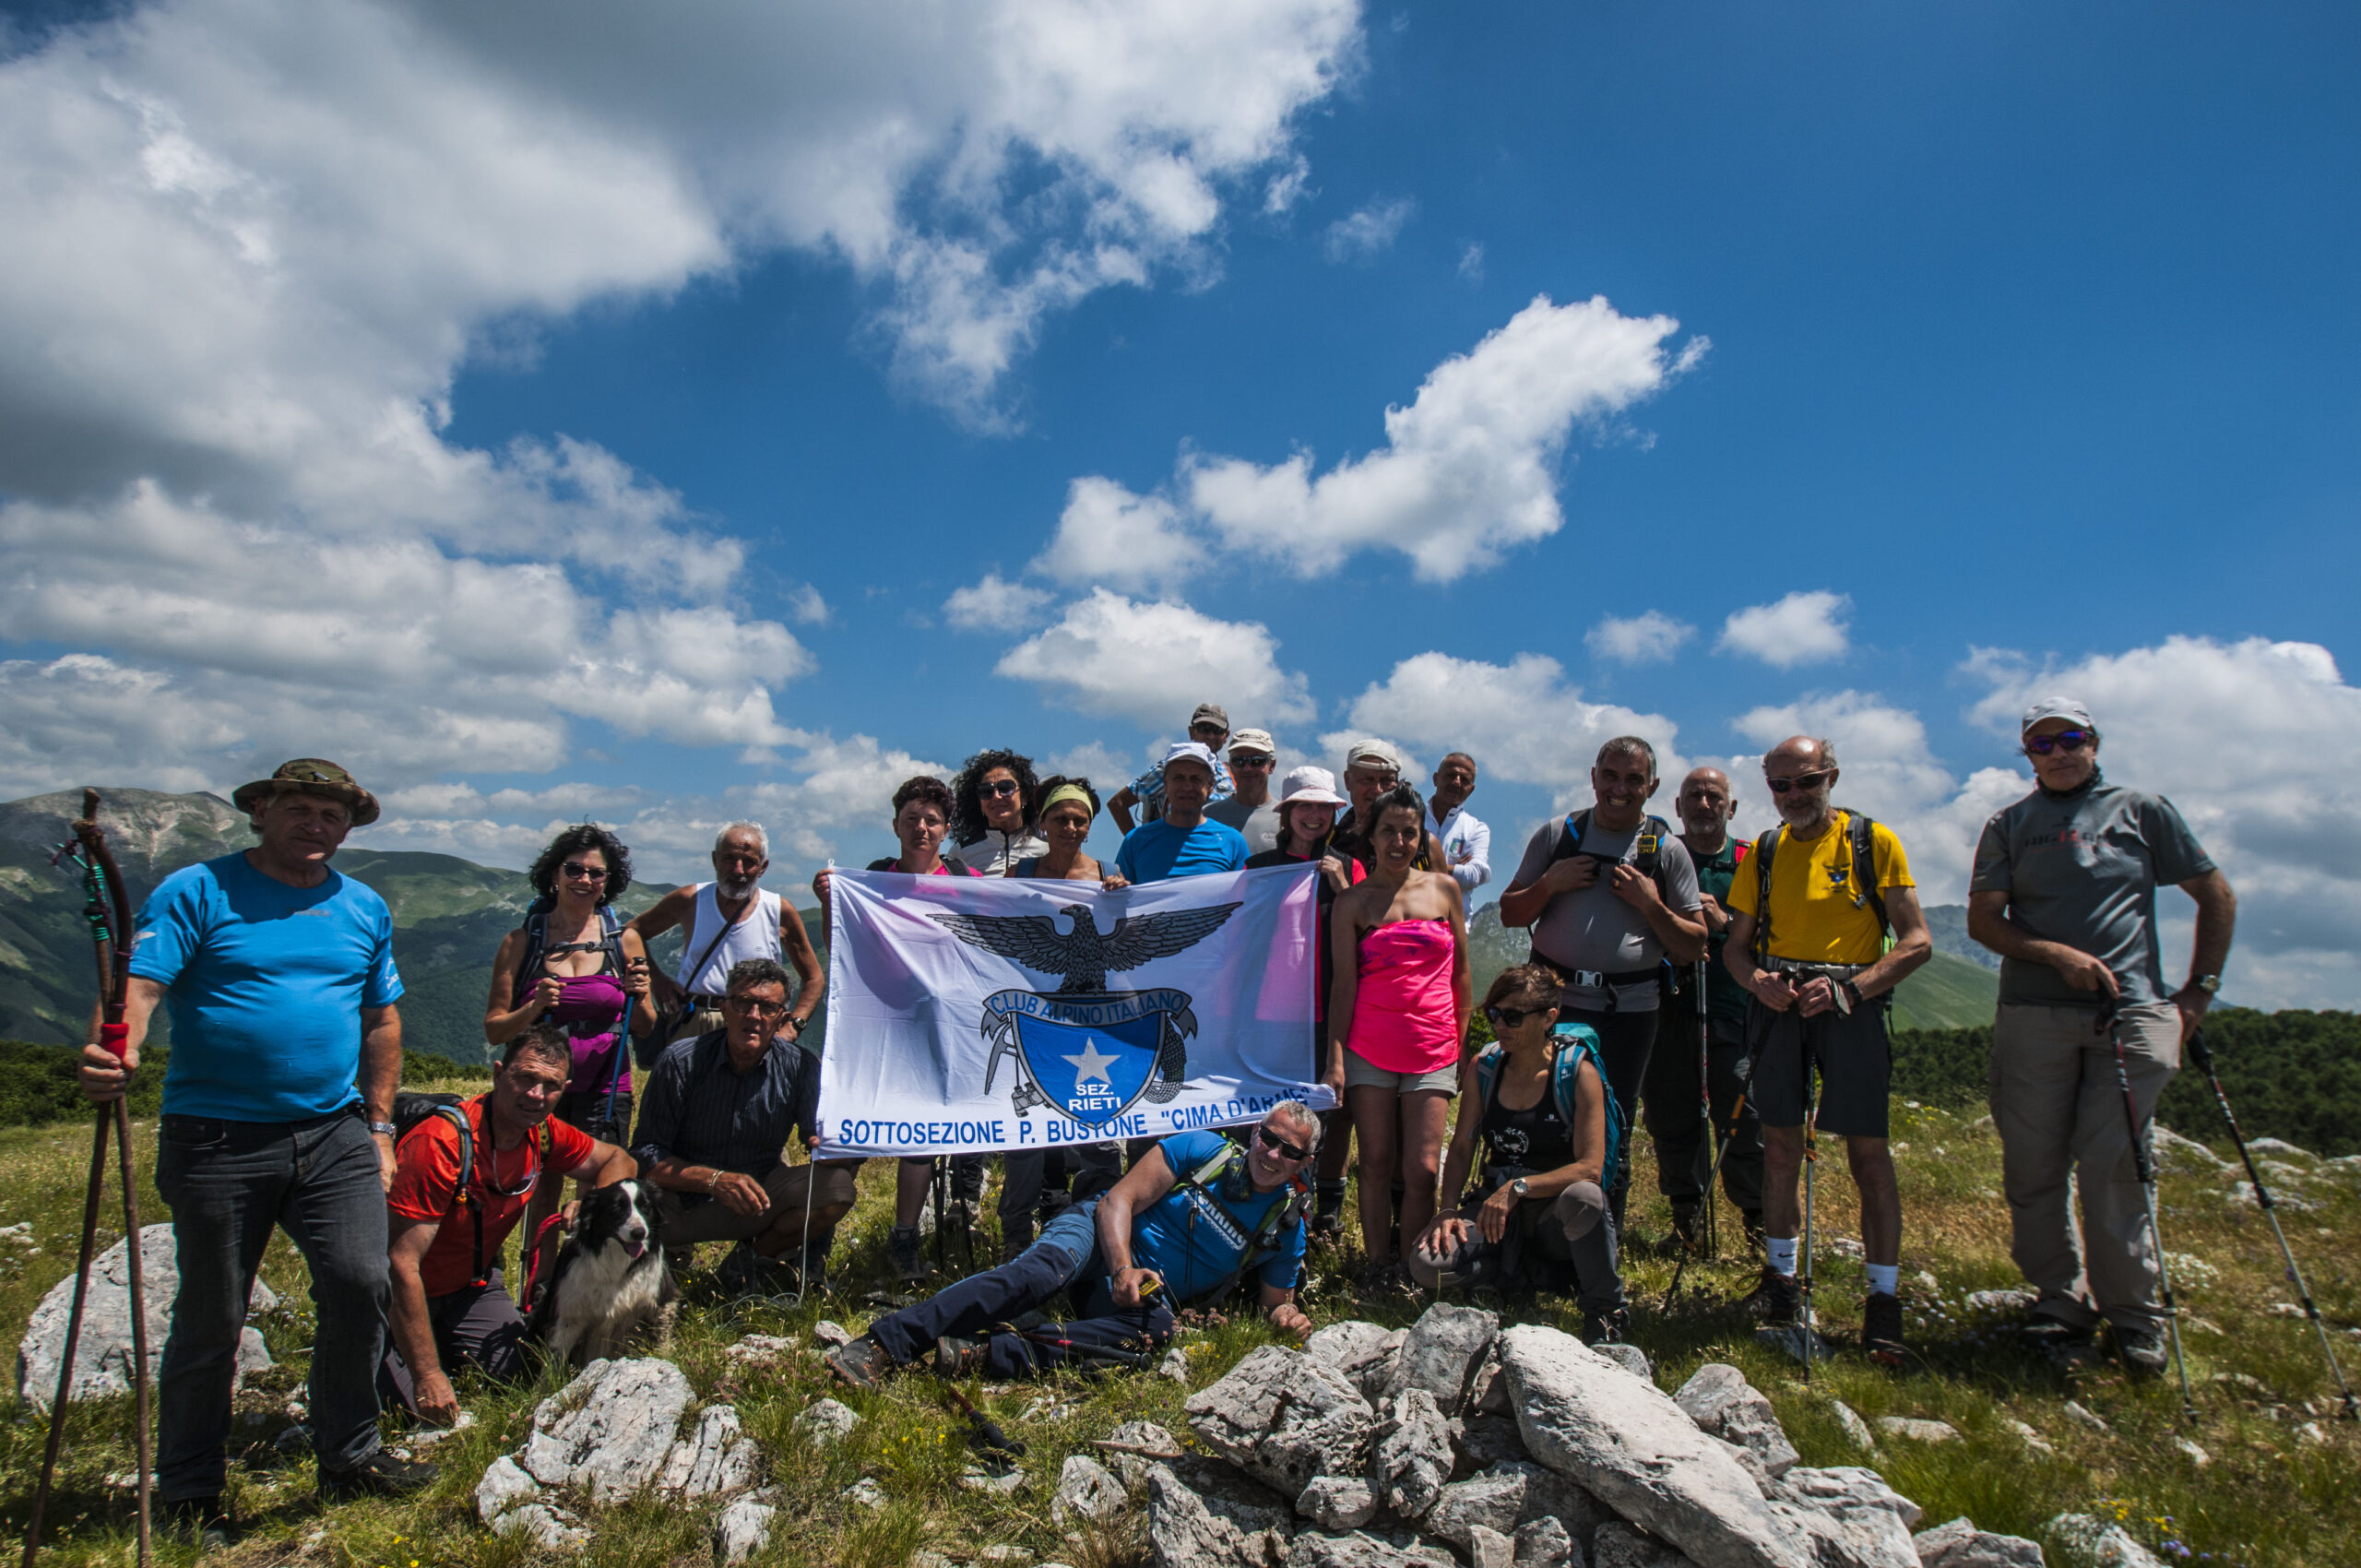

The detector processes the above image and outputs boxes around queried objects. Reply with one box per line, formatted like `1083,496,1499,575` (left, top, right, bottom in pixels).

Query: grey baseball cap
2021,696,2096,733
1344,738,1403,771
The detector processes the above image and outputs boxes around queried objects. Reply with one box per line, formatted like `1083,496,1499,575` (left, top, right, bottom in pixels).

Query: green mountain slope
1890,949,2000,1030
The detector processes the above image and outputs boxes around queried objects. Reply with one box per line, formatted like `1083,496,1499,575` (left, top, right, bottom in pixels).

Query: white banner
816,864,1331,1158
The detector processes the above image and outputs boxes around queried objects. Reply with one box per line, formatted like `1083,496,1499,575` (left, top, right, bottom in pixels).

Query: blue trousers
863,1203,1174,1379
152,1108,389,1501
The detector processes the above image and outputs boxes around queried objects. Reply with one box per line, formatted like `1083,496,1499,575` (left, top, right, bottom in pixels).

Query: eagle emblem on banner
928,900,1243,1126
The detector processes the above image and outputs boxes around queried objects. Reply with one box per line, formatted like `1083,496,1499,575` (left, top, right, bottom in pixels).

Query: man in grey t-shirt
1205,728,1282,854
1967,697,2236,1376
1501,735,1705,1237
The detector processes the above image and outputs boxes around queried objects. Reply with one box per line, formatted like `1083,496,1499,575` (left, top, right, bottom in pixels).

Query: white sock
1766,1237,1798,1276
1867,1263,1900,1297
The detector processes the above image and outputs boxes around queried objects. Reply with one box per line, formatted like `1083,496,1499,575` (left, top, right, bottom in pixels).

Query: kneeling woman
1411,962,1628,1341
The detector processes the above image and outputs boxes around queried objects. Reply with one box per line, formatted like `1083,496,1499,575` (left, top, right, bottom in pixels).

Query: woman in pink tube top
1329,781,1470,1288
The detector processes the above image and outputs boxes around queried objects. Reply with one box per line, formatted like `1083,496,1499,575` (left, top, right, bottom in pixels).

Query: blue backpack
1472,1022,1621,1182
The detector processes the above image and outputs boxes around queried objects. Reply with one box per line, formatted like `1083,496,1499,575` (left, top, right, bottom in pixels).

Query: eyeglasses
979,778,1022,799
1765,771,1832,794
1232,754,1275,769
1256,1126,1311,1162
726,996,788,1017
1191,724,1228,740
1487,1004,1547,1028
560,861,609,881
2024,729,2094,756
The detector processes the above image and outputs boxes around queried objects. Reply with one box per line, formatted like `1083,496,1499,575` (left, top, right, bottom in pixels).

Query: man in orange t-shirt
380,1026,634,1425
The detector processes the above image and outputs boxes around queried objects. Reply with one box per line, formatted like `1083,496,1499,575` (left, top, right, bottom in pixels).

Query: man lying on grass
827,1103,1320,1385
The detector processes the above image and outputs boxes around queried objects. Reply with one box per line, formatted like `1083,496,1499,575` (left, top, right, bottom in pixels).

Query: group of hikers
76,694,2236,1545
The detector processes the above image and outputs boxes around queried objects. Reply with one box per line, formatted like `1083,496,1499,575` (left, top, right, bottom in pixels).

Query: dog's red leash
521,1212,570,1306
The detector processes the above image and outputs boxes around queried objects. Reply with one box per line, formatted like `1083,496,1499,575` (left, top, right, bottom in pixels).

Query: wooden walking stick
25,790,152,1568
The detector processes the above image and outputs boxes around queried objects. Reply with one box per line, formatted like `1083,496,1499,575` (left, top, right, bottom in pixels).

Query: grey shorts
1343,1050,1459,1097
1745,996,1891,1138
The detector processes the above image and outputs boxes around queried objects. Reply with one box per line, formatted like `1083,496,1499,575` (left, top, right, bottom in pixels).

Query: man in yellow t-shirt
1722,734,1931,1368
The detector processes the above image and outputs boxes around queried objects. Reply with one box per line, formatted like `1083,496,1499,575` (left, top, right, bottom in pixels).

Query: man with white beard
630,822,824,1048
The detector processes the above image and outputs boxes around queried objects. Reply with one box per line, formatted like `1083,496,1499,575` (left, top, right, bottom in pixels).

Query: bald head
1763,735,1838,827
1676,766,1737,845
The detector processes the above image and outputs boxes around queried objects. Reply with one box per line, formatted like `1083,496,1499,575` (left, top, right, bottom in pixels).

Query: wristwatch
1510,1177,1530,1198
368,1120,397,1137
2191,974,2223,996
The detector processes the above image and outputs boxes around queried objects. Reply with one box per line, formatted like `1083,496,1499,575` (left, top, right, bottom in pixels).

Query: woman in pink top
1329,782,1471,1286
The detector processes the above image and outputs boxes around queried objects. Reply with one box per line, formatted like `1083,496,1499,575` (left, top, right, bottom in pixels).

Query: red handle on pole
97,1022,130,1063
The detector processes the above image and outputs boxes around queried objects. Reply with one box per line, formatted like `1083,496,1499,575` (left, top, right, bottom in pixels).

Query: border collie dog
530,1179,678,1365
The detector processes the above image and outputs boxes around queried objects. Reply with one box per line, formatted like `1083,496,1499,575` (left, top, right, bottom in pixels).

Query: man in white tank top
630,823,824,1046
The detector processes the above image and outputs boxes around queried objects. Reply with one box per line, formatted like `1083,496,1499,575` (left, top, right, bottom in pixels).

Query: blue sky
2,0,2355,1001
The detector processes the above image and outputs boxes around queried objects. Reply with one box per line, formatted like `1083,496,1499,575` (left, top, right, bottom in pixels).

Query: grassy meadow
0,1080,2353,1568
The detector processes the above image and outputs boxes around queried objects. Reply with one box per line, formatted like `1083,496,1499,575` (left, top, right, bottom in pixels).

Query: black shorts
553,1087,633,1149
1744,997,1890,1138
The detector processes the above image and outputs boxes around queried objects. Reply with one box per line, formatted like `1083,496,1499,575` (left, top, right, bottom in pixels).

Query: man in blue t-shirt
77,759,430,1539
825,1105,1320,1385
1115,742,1250,885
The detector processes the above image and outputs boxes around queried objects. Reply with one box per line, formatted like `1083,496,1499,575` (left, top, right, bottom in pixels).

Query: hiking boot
825,1333,896,1391
1738,1266,1801,1324
1356,1257,1406,1296
318,1450,437,1503
2114,1323,2170,1378
1669,1202,1704,1252
1581,1306,1631,1346
164,1497,236,1552
716,1241,762,1293
1862,1291,1906,1368
778,1244,830,1298
887,1224,929,1282
934,1335,991,1379
1309,1180,1347,1245
2021,1313,2100,1366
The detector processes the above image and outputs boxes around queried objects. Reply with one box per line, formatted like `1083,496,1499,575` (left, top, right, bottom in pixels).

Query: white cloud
943,573,1054,633
1182,294,1704,581
1717,590,1852,669
1329,652,1686,817
1031,476,1205,592
1586,611,1694,665
995,588,1313,731
1323,196,1416,263
1456,242,1484,283
1042,741,1136,790
787,586,831,626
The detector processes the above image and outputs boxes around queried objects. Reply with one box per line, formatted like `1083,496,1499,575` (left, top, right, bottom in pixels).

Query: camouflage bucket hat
231,757,381,826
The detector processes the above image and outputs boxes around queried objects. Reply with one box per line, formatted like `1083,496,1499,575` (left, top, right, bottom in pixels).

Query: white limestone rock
1511,1516,1578,1568
1284,1532,1456,1567
1591,1522,1700,1568
1367,1388,1458,1521
1830,1401,1877,1453
1425,1469,1525,1549
1592,1343,1653,1383
2045,1513,2166,1568
527,1356,697,1503
661,1403,761,1497
1186,1344,1379,1496
724,1334,796,1366
474,1454,540,1523
1147,1462,1268,1568
1468,1525,1518,1568
18,1224,277,1409
1053,1455,1127,1524
1911,1517,2045,1567
1382,1303,1501,1416
1297,1475,1379,1531
1873,1418,1959,1446
1768,1467,1922,1568
491,1503,591,1550
714,1496,777,1564
1497,1324,1810,1568
793,1396,862,1446
1674,1364,1799,1478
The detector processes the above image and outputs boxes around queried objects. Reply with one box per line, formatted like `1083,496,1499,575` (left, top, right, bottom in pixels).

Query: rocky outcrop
1673,1364,1800,1479
18,1224,274,1409
1382,1304,1500,1416
1369,1388,1459,1520
1186,1344,1378,1496
1911,1517,2045,1567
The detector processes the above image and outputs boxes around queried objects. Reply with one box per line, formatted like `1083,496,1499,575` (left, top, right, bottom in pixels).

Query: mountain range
0,789,1999,1059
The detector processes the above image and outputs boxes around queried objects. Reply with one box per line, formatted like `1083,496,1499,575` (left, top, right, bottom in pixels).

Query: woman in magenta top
1329,781,1471,1286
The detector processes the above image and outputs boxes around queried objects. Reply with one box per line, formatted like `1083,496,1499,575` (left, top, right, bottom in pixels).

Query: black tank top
1480,1060,1574,1172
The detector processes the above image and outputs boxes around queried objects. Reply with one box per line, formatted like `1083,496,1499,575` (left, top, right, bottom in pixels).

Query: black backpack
1547,809,1676,900
1748,809,1891,961
392,1092,552,1289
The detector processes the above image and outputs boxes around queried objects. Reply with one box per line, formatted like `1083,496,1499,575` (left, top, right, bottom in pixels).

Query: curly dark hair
528,823,634,905
1030,775,1100,822
1369,780,1428,834
950,748,1041,845
891,775,955,818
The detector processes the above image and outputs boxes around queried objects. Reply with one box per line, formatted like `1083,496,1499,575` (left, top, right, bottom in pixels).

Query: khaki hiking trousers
1988,1001,2179,1334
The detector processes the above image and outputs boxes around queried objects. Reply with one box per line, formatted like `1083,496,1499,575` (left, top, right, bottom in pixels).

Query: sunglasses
2024,729,2094,756
1232,754,1275,769
1486,1004,1548,1028
560,861,609,881
1765,771,1832,794
726,996,788,1017
1255,1126,1311,1162
979,778,1022,799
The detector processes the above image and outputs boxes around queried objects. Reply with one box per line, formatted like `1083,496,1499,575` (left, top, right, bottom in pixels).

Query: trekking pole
1695,961,1717,1259
2186,1028,2356,1420
1797,1026,1821,1383
2096,1004,2197,1420
1663,1046,1762,1313
26,791,152,1568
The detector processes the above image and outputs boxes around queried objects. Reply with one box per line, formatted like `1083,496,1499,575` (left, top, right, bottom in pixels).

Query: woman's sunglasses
1255,1126,1311,1161
560,861,609,881
1486,1004,1549,1028
2024,730,2094,756
1765,771,1832,794
979,778,1023,799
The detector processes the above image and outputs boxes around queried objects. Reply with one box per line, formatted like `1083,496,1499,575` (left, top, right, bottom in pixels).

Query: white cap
2021,696,2096,733
1228,727,1276,758
1343,738,1403,771
1163,741,1218,773
1278,766,1347,807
